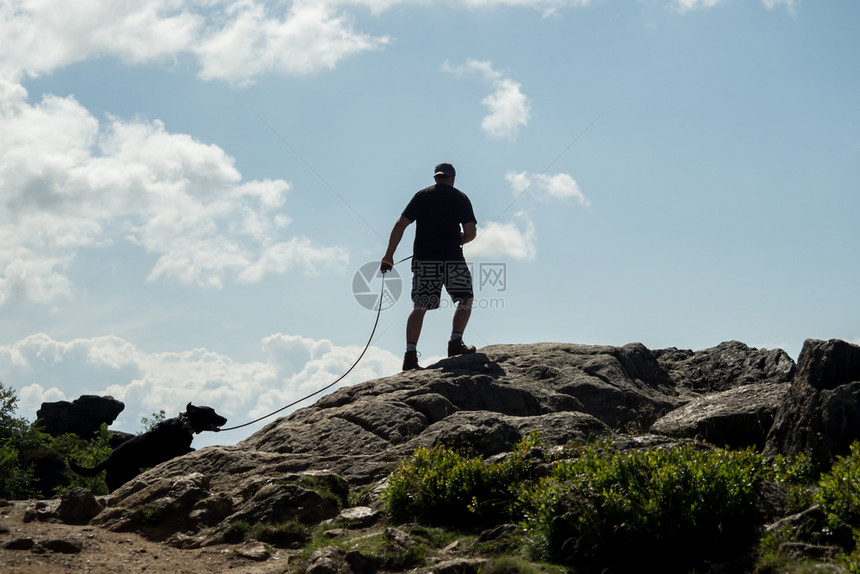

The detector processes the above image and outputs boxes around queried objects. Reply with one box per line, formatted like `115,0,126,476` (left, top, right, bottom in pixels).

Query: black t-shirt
402,184,477,260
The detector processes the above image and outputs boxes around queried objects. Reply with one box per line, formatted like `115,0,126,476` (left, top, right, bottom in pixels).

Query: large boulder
36,395,124,437
246,342,681,460
650,381,790,450
654,341,795,395
764,339,860,468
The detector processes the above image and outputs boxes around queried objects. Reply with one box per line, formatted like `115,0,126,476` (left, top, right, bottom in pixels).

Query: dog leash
217,257,410,433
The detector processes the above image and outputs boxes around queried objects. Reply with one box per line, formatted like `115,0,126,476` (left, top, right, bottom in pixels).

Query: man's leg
448,298,476,357
452,298,472,334
403,307,428,371
407,307,428,347
445,259,476,358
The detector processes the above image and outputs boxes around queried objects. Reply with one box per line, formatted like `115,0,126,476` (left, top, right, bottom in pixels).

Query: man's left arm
461,221,477,245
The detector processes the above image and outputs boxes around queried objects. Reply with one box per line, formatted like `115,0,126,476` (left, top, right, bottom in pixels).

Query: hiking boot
403,350,423,371
448,337,476,357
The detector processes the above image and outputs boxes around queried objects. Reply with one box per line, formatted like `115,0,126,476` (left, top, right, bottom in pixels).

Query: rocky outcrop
16,339,860,573
36,395,124,437
86,340,814,548
653,340,795,395
764,339,860,467
650,382,789,449
245,342,679,461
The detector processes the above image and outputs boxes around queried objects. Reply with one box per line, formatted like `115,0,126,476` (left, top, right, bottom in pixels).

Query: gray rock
650,381,789,449
306,546,349,574
244,342,679,463
778,542,841,562
4,537,35,550
764,339,860,467
411,558,488,574
327,506,381,528
227,481,339,525
40,538,84,554
654,341,795,394
404,410,609,457
36,395,124,437
233,540,270,562
93,472,212,538
57,487,104,524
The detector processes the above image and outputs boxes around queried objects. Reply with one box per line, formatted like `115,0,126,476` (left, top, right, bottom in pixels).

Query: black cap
434,162,456,177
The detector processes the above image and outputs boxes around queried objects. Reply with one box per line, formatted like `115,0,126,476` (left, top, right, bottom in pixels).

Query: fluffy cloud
0,332,400,442
762,0,797,14
195,2,389,85
0,0,388,85
466,213,537,260
676,0,795,12
0,88,347,304
442,59,531,141
506,171,590,206
674,0,725,11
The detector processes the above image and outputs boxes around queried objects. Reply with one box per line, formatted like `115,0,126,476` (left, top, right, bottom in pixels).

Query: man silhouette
381,162,477,370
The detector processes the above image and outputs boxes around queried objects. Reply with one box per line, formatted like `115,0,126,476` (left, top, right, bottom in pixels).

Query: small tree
0,381,112,497
0,380,30,440
0,381,39,498
140,409,167,432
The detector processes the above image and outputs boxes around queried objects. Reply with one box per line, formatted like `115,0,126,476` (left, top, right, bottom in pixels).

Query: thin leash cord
217,257,410,433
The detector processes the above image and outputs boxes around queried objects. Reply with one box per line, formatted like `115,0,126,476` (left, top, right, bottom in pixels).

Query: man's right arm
381,215,412,273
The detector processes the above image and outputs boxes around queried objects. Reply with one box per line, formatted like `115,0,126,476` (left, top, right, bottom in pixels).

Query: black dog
70,403,227,492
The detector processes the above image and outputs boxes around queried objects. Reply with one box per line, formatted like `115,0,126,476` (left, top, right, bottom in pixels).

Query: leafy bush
520,443,773,570
0,381,44,498
248,520,309,548
57,424,113,495
0,381,112,497
0,442,38,499
817,442,860,530
382,434,538,526
140,410,167,432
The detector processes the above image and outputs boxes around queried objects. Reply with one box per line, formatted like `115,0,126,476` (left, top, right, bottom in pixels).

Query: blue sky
1,0,857,446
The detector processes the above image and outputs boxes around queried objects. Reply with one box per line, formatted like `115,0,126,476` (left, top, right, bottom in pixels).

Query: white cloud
195,1,389,85
466,212,536,260
442,59,531,141
481,78,531,141
678,0,796,12
0,0,388,85
762,0,797,15
0,88,347,304
0,332,400,440
461,0,592,13
506,171,590,206
674,0,725,12
0,0,202,80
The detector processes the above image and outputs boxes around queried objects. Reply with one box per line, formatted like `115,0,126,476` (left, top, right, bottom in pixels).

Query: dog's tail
68,460,106,477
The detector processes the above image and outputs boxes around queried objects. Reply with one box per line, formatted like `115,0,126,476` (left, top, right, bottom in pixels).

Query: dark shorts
411,258,474,310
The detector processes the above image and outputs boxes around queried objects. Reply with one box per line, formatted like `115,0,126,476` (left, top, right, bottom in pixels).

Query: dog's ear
186,402,195,413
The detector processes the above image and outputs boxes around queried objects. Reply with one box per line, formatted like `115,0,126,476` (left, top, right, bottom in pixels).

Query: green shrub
248,520,309,547
223,519,252,543
481,555,545,574
817,442,860,530
520,443,771,570
0,442,38,499
57,424,113,495
769,451,817,513
140,410,167,432
0,382,113,497
383,435,537,526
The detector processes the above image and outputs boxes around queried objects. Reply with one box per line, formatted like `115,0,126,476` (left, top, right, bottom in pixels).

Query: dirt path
0,500,290,574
